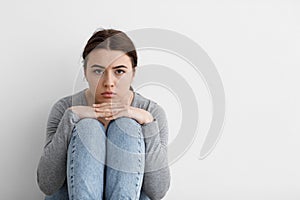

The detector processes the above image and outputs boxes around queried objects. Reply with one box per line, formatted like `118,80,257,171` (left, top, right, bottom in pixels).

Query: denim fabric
45,117,150,200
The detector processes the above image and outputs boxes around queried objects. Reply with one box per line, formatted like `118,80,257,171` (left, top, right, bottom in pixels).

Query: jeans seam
135,128,143,200
69,132,77,200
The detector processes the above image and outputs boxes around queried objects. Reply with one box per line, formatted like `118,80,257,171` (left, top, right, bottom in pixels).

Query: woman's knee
106,117,145,173
107,117,144,152
72,118,104,138
76,118,104,131
108,117,141,137
70,118,106,155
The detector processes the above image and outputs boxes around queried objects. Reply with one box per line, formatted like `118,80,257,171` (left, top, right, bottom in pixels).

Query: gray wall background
0,0,299,199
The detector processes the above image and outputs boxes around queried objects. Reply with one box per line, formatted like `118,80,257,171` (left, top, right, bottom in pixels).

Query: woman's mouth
101,92,116,98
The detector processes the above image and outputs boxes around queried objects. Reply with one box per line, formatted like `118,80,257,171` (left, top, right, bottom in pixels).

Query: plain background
0,0,299,199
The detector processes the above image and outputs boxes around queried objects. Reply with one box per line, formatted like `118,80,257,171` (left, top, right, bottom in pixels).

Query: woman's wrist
130,107,153,125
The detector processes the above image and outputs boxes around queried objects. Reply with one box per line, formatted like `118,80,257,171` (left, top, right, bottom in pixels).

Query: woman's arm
141,103,171,200
36,100,80,195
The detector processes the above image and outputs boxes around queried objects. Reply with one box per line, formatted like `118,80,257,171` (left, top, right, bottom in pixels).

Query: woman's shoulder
133,92,165,115
51,89,87,110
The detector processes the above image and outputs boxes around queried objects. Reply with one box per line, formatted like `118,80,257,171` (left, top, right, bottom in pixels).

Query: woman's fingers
104,111,123,120
93,102,122,108
93,103,132,120
95,107,126,118
105,107,132,120
94,105,125,112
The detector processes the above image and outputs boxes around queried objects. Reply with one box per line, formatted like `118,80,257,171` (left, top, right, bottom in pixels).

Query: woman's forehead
87,49,132,68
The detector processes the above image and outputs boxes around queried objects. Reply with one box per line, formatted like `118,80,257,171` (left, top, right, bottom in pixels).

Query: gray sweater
37,89,170,200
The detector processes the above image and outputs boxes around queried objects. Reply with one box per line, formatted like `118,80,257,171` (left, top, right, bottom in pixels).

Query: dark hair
82,28,137,71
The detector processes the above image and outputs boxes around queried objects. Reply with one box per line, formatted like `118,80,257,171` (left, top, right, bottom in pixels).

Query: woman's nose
103,72,115,88
104,82,114,88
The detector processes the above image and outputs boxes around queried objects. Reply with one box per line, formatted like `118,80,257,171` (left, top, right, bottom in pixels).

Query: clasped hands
69,102,153,127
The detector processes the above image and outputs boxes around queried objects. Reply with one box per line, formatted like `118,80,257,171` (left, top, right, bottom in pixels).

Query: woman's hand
68,105,114,120
93,102,154,125
68,106,98,119
69,105,115,128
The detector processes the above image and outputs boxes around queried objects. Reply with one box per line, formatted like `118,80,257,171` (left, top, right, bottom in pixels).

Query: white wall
0,0,299,199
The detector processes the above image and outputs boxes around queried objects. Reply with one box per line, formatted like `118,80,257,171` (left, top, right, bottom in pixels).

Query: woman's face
84,49,135,104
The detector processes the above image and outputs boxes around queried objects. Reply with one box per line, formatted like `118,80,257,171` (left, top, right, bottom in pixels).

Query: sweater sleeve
141,103,171,200
36,99,80,195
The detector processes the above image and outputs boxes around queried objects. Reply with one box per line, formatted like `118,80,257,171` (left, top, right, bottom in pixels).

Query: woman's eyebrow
112,65,128,69
90,64,105,69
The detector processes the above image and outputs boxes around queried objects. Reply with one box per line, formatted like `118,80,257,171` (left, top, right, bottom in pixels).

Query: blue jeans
45,117,150,200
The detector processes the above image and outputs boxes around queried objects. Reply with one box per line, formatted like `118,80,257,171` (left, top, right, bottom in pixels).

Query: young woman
37,29,170,200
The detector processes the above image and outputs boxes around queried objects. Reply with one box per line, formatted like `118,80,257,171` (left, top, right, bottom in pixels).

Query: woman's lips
101,92,116,98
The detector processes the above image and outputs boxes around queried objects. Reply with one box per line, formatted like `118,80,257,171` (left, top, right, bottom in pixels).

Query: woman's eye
94,69,103,75
115,70,125,75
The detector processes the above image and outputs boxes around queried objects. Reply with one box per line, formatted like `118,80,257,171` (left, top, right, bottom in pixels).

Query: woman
37,29,170,200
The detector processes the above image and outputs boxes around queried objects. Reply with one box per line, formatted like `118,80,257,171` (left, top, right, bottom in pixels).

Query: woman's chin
95,97,116,104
